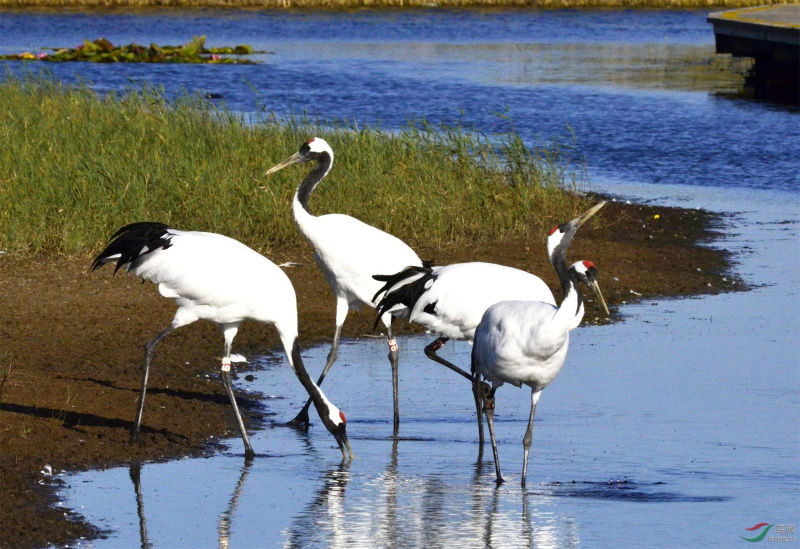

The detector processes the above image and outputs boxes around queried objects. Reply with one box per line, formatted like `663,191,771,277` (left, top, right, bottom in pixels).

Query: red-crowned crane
92,222,353,460
372,202,606,443
472,259,609,486
266,138,422,433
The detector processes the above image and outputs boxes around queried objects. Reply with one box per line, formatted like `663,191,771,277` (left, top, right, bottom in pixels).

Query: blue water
1,9,799,194
2,8,795,548
55,186,800,547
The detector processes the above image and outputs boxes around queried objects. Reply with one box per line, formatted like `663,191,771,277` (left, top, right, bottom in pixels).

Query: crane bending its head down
91,222,353,460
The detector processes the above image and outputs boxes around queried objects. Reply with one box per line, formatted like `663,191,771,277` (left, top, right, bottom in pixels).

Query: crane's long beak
265,152,303,175
588,280,610,316
336,431,355,461
570,201,607,230
554,201,608,259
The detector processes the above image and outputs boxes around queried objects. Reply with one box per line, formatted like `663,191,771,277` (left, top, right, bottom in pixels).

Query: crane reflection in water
281,441,580,549
127,446,579,549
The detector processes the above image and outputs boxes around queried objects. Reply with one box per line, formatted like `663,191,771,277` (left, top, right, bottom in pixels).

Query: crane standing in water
472,256,609,487
373,202,606,445
92,222,353,460
266,138,422,433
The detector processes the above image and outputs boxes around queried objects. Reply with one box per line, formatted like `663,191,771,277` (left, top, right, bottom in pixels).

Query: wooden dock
708,5,800,103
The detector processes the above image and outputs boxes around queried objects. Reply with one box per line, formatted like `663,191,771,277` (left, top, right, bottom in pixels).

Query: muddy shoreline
0,199,740,549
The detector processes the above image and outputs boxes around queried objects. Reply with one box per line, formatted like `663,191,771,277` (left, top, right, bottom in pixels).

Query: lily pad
0,36,264,64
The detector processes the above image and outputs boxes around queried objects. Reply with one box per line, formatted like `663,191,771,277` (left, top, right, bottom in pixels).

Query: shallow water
53,185,799,548
4,8,795,548
1,9,798,193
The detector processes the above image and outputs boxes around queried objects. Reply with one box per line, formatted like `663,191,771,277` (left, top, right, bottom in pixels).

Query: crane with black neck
266,138,423,434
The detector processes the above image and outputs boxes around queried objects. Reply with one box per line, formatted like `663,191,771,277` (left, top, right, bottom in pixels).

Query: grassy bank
0,74,588,257
0,0,792,8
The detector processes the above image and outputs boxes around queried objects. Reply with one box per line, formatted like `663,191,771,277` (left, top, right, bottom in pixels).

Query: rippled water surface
58,186,799,548
1,9,798,192
4,8,796,548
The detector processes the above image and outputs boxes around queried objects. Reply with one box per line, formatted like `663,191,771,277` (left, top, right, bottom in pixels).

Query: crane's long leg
221,326,255,458
483,387,503,485
521,389,542,488
131,325,175,444
288,299,348,428
429,338,488,447
471,369,485,451
424,338,473,381
386,320,400,434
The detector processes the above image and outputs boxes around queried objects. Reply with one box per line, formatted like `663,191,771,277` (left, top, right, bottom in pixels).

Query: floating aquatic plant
0,36,262,64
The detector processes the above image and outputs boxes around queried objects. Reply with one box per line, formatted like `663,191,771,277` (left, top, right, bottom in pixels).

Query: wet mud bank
0,199,741,549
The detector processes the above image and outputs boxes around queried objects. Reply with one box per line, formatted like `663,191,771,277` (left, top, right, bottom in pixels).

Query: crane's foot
285,408,311,429
496,475,505,486
129,432,145,446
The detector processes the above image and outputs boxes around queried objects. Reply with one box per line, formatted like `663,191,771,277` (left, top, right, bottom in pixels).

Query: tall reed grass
0,74,588,256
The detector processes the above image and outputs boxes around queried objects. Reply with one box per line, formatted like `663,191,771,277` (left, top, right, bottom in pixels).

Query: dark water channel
1,9,798,192
1,8,797,548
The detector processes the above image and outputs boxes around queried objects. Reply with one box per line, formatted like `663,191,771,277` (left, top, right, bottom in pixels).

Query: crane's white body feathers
294,202,421,313
126,230,297,336
472,301,572,390
398,262,555,341
472,273,585,392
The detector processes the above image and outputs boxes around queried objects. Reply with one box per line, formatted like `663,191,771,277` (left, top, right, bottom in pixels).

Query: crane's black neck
295,152,333,216
290,338,333,426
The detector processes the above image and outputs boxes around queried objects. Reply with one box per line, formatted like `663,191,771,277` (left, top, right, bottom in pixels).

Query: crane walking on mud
472,257,609,487
373,202,606,446
92,222,353,460
266,138,422,433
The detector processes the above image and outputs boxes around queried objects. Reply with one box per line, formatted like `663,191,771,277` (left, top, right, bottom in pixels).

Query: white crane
91,222,353,460
266,138,422,432
373,202,606,443
472,258,609,487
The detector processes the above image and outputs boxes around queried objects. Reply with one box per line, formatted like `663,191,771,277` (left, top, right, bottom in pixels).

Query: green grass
0,73,588,257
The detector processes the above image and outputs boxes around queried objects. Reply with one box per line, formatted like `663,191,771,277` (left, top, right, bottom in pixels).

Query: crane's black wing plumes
372,261,437,329
91,222,175,274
